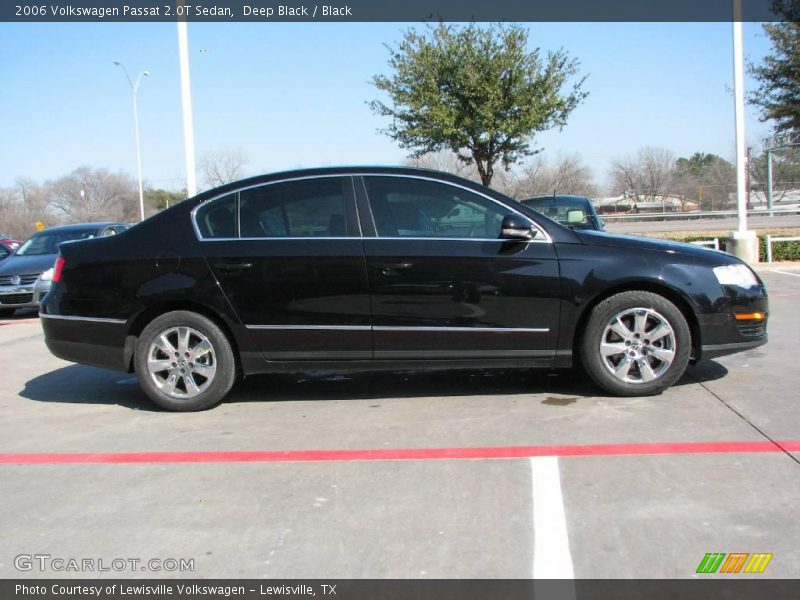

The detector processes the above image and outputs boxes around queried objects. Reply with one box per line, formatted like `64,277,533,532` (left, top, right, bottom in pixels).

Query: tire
0,308,16,318
134,310,237,411
579,291,691,397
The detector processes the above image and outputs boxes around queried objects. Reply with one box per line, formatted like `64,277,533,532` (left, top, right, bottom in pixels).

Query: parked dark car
40,167,767,411
522,195,605,231
0,222,128,316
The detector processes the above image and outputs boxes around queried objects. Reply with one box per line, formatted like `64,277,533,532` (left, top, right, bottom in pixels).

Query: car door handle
373,261,413,275
217,261,254,272
373,261,413,270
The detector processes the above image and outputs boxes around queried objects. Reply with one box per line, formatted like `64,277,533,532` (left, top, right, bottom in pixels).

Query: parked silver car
0,222,127,317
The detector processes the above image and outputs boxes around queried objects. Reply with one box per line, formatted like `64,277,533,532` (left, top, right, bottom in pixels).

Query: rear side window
239,177,353,238
195,193,237,239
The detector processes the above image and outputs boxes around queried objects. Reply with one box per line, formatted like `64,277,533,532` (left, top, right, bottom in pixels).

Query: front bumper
0,279,51,309
696,304,768,360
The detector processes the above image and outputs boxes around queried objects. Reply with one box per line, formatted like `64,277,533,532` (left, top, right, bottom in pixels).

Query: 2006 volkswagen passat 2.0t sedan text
40,167,768,411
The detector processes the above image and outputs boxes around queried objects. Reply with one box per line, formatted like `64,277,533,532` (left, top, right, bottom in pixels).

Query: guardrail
689,238,720,251
764,234,800,263
601,207,800,221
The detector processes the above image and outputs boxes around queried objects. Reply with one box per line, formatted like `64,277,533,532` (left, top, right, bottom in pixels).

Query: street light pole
114,61,149,222
727,0,759,263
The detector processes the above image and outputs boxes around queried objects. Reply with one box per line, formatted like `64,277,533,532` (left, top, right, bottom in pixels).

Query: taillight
52,256,65,283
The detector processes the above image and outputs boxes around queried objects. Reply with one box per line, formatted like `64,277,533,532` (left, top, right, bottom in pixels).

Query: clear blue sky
0,21,774,191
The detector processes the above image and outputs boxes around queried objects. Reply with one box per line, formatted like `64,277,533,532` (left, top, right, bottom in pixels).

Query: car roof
191,166,508,202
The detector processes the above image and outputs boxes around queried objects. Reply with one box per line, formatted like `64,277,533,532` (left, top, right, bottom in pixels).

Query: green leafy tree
749,5,800,133
369,23,588,187
145,188,187,213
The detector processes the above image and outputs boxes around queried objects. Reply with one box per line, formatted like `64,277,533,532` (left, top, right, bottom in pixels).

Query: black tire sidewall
580,291,691,396
134,311,236,411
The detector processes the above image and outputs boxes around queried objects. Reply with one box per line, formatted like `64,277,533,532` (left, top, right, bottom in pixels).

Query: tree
403,150,481,181
200,148,249,190
503,154,596,199
47,166,139,222
370,23,588,187
673,153,735,211
145,188,187,212
610,147,676,206
749,9,800,133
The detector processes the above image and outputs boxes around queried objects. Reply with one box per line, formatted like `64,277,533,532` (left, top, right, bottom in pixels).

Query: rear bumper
40,313,129,372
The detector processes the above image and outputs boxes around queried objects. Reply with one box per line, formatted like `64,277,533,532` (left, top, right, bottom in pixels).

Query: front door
359,175,561,360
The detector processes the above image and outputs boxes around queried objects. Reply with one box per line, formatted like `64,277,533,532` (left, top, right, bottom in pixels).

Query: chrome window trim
245,324,549,333
39,313,126,325
191,173,552,244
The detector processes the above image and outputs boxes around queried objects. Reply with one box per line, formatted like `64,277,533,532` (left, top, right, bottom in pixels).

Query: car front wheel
580,291,691,396
134,310,237,411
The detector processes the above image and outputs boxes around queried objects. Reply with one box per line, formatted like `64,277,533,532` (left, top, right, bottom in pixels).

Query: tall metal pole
766,150,773,213
732,11,747,234
114,62,149,222
131,84,145,221
177,18,197,197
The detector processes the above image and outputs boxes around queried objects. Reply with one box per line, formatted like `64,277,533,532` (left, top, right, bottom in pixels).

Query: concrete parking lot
0,265,798,579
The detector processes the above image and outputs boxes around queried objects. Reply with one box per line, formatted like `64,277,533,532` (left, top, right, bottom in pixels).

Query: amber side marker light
734,312,766,321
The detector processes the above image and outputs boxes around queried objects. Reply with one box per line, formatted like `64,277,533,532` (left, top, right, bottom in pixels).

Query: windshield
524,197,597,229
16,229,98,256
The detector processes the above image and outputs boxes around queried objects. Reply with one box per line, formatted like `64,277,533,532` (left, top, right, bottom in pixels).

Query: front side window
364,176,514,239
239,177,352,238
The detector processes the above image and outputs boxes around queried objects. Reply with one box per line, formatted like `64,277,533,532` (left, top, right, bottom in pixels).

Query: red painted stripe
0,440,798,465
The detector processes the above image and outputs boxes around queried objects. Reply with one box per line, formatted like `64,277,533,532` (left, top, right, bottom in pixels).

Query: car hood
0,253,57,276
574,230,739,263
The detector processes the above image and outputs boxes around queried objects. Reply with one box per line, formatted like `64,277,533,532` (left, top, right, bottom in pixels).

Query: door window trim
357,174,552,244
190,172,552,243
191,175,360,242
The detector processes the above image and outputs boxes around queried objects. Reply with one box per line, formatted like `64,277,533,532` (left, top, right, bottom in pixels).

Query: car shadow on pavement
21,361,729,410
20,364,157,411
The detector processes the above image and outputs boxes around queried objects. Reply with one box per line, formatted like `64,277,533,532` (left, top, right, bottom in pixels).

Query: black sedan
40,167,767,411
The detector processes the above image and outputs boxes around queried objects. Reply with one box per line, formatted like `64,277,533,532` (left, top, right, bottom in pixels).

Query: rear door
358,175,561,360
195,176,372,360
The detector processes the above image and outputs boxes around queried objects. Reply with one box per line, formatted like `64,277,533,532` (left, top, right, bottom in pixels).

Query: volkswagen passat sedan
40,167,768,411
0,222,127,317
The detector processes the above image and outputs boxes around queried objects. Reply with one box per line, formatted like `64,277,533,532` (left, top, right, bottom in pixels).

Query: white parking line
771,269,800,278
530,456,574,579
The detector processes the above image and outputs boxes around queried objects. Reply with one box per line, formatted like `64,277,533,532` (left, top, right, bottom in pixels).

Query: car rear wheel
134,311,236,411
580,291,691,396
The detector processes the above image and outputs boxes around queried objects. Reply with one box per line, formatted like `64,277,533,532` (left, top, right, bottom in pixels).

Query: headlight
713,264,759,289
39,268,54,282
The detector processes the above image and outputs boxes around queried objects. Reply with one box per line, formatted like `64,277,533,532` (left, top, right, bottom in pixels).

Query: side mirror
566,210,586,224
500,215,535,240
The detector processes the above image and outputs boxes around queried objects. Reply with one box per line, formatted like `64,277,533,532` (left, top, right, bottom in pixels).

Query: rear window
195,193,237,239
16,229,102,256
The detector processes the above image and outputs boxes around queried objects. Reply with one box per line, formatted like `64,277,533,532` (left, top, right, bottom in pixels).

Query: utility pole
177,2,197,198
728,0,759,263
